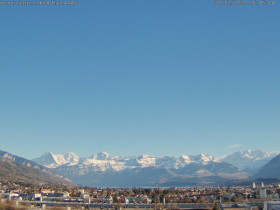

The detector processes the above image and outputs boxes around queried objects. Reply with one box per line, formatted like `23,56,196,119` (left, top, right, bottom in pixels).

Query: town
1,180,280,209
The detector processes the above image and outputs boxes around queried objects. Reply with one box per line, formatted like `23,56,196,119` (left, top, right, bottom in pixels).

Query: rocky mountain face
0,150,73,186
33,152,248,187
254,154,280,179
222,150,280,174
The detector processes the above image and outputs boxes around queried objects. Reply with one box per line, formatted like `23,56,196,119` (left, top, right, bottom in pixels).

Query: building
260,188,267,199
264,201,280,210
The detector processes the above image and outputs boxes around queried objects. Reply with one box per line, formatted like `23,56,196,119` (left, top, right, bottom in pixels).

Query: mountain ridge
33,150,278,173
32,151,251,187
254,153,280,179
2,149,277,187
0,150,74,187
33,151,222,171
222,149,280,174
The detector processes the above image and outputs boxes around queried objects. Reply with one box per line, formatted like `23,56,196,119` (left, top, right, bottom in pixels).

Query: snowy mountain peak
179,155,191,163
33,152,225,172
136,155,156,167
33,150,277,175
32,152,80,168
67,152,77,156
32,152,58,168
234,150,275,160
194,154,210,161
91,152,110,160
188,154,220,165
222,150,280,174
41,152,55,158
64,152,79,166
65,152,79,159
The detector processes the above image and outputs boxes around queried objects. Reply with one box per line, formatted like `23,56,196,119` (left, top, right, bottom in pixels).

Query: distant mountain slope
254,154,280,179
0,150,52,173
0,150,73,186
33,152,248,187
0,158,68,186
54,161,248,187
222,150,279,174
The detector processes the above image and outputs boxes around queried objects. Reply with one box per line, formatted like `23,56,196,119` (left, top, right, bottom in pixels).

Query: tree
164,195,170,203
113,195,119,203
213,202,220,210
153,196,160,204
197,196,206,203
232,195,243,203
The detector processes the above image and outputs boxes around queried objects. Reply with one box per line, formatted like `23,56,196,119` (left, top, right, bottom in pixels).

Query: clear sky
0,0,279,159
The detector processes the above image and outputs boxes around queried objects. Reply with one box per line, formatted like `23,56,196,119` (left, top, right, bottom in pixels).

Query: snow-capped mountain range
32,150,279,187
33,151,221,171
33,150,279,173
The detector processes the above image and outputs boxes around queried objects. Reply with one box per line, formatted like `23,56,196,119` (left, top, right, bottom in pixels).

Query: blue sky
0,0,279,159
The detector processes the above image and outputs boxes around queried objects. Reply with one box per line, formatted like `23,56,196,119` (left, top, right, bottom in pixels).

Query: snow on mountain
32,150,280,187
32,152,80,168
222,150,280,174
135,155,157,167
33,152,222,172
189,154,221,165
91,152,111,160
33,151,250,187
34,150,277,174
